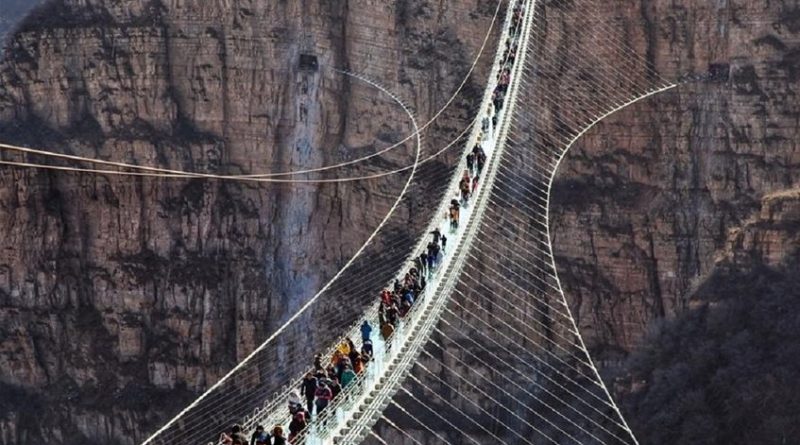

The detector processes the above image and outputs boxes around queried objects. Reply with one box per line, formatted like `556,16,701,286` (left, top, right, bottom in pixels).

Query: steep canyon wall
547,0,800,442
550,0,800,362
366,0,800,444
2,0,799,443
0,0,499,443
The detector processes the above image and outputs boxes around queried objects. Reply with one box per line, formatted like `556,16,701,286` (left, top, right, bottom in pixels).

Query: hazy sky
0,0,44,55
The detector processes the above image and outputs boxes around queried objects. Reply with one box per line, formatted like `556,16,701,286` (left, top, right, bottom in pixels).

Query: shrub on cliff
619,256,800,445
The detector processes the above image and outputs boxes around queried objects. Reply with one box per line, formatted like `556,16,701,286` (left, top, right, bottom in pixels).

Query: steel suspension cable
397,389,484,445
423,337,631,443
446,292,600,383
434,318,625,428
440,307,614,408
404,374,521,445
1,1,504,183
413,352,593,444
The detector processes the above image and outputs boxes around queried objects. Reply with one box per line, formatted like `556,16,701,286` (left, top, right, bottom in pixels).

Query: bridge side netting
368,0,676,443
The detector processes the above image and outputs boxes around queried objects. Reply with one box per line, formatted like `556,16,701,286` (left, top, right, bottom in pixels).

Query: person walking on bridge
380,289,392,306
329,376,342,399
460,171,471,205
301,372,317,416
449,199,460,230
288,390,302,415
476,146,486,176
271,426,287,445
498,68,510,92
381,320,395,342
427,241,437,270
337,339,351,357
345,338,357,358
493,88,505,111
386,302,399,326
352,352,365,374
313,353,324,372
361,320,373,343
340,364,357,388
430,228,442,244
220,424,248,445
361,339,373,359
314,382,333,415
249,424,269,445
288,410,307,444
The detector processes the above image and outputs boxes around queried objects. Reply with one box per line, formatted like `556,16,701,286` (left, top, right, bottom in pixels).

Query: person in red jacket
288,410,308,443
314,381,333,414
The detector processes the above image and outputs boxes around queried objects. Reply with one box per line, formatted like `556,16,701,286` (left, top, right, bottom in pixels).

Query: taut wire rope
0,1,504,183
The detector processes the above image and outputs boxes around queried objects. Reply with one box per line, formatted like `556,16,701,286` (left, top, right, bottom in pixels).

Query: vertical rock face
4,0,796,441
550,0,800,359
366,0,800,442
0,0,498,443
544,0,800,439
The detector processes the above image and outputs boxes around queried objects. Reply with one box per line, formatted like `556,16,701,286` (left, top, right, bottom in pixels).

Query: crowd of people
216,2,527,444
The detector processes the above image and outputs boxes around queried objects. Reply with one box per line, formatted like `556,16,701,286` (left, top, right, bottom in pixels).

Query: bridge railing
237,0,524,442
292,1,528,442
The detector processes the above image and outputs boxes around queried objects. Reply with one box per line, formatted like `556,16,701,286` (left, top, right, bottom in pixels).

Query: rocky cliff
2,0,799,443
547,0,800,441
550,0,800,361
0,0,498,443
613,190,800,444
370,0,800,443
0,1,42,49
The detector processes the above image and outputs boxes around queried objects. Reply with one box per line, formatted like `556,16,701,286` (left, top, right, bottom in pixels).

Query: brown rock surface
0,0,499,443
371,0,800,443
2,0,799,442
550,0,800,360
725,188,800,267
611,191,800,444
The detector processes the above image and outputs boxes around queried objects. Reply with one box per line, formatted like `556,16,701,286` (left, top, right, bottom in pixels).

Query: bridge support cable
424,333,631,437
453,268,594,364
515,0,671,89
138,0,680,442
403,383,514,445
137,1,512,442
445,290,604,386
315,1,537,444
438,304,617,411
541,82,678,444
410,361,566,444
0,1,505,183
137,67,424,444
142,45,503,442
370,1,684,444
435,307,630,433
382,406,454,445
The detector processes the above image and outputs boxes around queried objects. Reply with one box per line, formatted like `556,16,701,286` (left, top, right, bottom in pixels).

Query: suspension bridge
1,0,681,443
